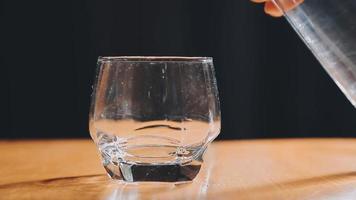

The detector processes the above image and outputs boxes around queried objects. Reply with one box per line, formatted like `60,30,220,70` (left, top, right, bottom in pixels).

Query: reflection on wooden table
1,139,356,199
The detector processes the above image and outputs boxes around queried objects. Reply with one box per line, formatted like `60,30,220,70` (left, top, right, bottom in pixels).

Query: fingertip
250,0,267,3
264,1,284,17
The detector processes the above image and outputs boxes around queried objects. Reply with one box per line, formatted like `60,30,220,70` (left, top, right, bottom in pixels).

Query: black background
1,0,356,139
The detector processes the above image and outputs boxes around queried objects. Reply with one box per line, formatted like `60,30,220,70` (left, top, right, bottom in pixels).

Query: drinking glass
89,56,221,183
273,0,356,107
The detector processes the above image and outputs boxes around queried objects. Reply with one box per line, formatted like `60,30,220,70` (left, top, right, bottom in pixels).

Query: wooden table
1,139,356,199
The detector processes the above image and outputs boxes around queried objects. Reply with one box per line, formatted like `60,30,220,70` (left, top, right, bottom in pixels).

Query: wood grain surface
1,139,356,199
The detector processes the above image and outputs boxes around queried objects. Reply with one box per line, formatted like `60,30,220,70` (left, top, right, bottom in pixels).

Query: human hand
251,0,304,17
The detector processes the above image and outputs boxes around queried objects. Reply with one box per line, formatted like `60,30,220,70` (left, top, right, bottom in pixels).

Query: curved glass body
89,56,221,182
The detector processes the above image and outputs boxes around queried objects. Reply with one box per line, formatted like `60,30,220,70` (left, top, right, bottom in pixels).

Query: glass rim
98,56,213,63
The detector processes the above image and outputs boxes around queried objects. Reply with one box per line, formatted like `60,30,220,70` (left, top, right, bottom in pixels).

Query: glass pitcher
272,0,356,107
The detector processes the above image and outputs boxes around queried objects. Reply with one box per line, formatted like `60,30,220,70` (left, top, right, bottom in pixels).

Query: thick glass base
95,132,206,183
103,161,202,183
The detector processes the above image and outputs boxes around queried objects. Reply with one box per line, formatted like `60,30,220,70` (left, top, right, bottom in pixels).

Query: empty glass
89,56,221,182
273,0,356,107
